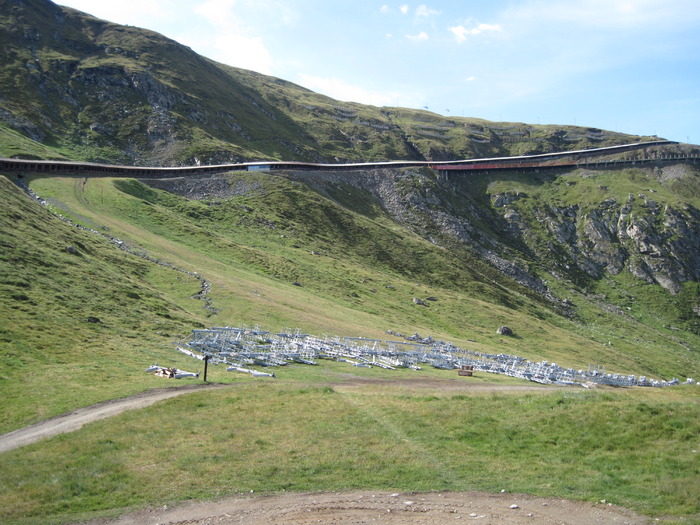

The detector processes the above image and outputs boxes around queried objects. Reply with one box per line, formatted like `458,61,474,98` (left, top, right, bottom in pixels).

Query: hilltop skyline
57,0,700,144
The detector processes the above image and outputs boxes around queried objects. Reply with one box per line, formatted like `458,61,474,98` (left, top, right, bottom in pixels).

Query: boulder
496,326,514,336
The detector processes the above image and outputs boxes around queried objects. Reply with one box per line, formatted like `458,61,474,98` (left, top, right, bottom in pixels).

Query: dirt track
84,490,650,524
2,379,652,524
0,378,557,454
0,383,227,453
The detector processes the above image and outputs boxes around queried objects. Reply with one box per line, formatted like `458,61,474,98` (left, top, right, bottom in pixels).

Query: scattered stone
86,316,102,323
510,504,519,509
497,326,514,336
65,245,78,254
413,297,427,306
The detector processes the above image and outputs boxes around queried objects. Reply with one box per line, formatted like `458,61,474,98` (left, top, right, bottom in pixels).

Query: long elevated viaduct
0,140,695,178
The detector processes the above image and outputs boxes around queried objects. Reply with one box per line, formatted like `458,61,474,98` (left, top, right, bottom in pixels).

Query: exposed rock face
491,167,700,293
147,161,698,310
287,163,699,304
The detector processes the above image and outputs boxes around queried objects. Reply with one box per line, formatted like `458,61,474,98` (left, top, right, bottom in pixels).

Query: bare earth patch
84,490,650,524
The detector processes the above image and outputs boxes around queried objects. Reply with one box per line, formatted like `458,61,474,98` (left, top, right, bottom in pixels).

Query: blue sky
57,0,700,144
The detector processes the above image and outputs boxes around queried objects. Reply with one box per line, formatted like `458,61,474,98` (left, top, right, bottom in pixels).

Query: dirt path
84,490,651,524
0,378,559,454
2,379,651,523
0,383,227,453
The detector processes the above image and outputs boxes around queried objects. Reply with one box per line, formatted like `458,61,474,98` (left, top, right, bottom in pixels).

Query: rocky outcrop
492,167,700,293
289,168,565,309
289,162,699,305
147,161,699,309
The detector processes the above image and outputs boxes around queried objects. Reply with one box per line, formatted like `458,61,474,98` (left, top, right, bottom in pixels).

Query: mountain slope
3,160,696,429
1,163,699,525
0,0,661,166
0,173,213,430
1,2,699,523
0,0,698,421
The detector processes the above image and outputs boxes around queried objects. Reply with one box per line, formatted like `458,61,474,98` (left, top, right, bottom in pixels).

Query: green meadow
1,170,698,524
1,367,698,524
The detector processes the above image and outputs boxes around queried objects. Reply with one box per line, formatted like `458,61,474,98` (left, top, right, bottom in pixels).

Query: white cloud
446,0,699,111
55,0,171,29
186,0,274,73
199,33,273,73
487,0,700,83
503,0,700,32
57,0,276,72
298,74,410,107
193,0,237,25
380,4,391,14
449,23,502,43
415,4,440,17
400,5,409,14
406,31,429,41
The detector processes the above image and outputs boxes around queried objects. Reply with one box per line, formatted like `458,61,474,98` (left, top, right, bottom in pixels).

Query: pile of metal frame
173,326,688,388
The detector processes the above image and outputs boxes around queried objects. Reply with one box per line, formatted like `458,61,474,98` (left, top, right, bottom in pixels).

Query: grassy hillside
0,0,659,166
1,165,699,523
1,379,698,524
4,167,697,409
0,3,698,522
0,174,217,430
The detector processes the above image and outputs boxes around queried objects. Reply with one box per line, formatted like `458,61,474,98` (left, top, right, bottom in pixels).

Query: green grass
0,174,213,430
0,124,70,161
0,6,697,522
1,165,699,524
0,373,697,524
26,171,691,375
20,170,700,376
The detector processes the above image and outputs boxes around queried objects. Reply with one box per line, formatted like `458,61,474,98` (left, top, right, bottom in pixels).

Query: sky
56,0,700,144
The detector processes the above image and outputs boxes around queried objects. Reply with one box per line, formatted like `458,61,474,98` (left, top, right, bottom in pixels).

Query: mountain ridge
0,0,697,379
1,3,699,523
0,0,670,167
